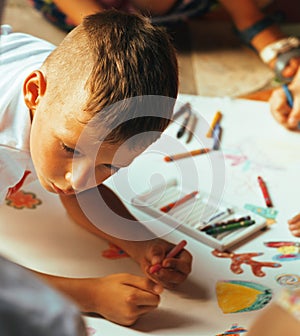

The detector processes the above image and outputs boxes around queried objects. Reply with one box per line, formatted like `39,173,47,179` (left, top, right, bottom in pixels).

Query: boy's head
24,10,178,194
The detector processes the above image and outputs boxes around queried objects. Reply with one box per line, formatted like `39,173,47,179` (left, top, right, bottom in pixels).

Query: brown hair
42,10,178,147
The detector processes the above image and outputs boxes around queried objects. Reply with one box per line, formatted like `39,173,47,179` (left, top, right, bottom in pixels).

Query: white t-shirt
0,25,55,204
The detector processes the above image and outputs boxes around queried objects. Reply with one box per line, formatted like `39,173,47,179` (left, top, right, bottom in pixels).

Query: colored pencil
282,84,294,108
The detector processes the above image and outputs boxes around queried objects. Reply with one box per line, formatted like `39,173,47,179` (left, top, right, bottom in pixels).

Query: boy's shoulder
0,25,55,58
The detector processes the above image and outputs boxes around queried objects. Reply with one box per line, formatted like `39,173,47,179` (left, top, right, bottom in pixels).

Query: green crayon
205,220,255,235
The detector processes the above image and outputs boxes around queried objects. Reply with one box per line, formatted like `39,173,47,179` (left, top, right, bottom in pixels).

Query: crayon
164,148,210,162
257,176,273,208
206,111,222,138
160,191,199,213
172,103,191,121
212,122,222,150
149,240,187,274
202,215,251,231
177,109,191,138
205,220,255,235
186,113,198,144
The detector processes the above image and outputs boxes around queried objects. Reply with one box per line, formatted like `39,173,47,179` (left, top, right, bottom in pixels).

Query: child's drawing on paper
264,241,300,262
102,243,129,259
212,249,281,277
224,135,300,172
276,274,300,288
215,323,247,335
5,190,42,210
216,280,272,314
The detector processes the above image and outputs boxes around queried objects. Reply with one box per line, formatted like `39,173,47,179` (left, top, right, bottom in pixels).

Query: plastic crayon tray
131,178,267,250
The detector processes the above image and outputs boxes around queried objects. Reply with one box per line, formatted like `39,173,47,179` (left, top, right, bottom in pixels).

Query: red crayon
149,240,187,274
160,191,198,213
257,176,273,208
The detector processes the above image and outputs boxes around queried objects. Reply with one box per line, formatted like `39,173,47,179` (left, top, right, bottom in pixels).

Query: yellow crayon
206,111,222,138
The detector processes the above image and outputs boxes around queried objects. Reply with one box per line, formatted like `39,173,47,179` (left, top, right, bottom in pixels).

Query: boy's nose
65,161,96,192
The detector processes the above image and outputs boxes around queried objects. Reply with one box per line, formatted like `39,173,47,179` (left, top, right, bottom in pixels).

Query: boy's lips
51,183,74,195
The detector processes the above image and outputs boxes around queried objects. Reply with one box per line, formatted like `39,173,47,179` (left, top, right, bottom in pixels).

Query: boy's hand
85,274,163,326
288,213,300,237
139,239,193,289
269,65,300,130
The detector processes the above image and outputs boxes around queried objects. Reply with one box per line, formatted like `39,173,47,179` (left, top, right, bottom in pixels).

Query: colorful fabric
28,0,217,32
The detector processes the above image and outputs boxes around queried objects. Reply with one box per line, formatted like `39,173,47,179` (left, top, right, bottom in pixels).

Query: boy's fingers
162,251,192,274
123,274,163,294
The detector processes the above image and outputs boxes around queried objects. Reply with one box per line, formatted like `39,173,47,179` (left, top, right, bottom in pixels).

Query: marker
164,148,210,162
257,176,273,208
177,109,191,138
205,220,255,235
160,191,199,213
202,215,251,231
212,122,222,150
206,111,222,138
282,84,293,108
149,240,187,274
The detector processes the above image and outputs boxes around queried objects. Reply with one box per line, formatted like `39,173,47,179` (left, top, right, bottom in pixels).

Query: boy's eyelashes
62,143,81,156
62,143,120,173
103,164,120,173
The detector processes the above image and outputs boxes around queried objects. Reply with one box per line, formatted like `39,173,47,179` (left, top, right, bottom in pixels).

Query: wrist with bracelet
236,14,300,82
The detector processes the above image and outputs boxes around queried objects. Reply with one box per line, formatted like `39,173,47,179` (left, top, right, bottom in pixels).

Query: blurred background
3,0,300,97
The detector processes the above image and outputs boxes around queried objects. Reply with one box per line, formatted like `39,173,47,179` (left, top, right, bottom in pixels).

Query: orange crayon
164,148,210,162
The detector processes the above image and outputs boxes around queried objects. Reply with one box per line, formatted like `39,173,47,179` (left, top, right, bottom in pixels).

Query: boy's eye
103,164,120,173
62,143,80,155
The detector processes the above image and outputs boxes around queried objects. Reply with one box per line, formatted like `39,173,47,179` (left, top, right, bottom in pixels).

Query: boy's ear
23,70,47,116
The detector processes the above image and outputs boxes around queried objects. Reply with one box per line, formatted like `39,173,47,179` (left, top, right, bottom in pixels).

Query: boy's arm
59,184,192,288
59,184,158,263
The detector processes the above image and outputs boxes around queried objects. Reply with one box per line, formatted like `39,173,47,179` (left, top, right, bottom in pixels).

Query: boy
0,10,192,326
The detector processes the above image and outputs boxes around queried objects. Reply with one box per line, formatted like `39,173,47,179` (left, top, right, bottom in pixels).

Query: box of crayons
131,178,267,250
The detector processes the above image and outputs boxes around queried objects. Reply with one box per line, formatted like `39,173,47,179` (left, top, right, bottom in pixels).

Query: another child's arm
269,66,300,130
59,184,192,289
52,0,104,26
219,0,300,79
246,289,300,336
288,213,300,237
